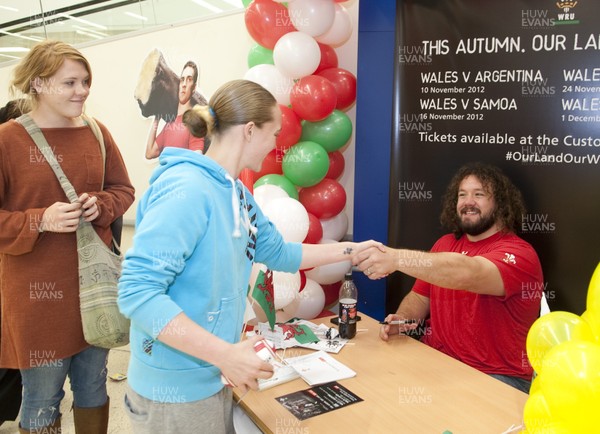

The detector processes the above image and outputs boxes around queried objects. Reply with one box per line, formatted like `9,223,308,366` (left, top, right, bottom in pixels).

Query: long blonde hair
10,40,92,111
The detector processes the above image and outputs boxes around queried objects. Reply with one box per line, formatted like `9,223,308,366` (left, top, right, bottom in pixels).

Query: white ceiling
0,0,244,63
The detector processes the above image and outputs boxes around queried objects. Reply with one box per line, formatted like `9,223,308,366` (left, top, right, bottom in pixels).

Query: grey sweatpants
124,385,235,434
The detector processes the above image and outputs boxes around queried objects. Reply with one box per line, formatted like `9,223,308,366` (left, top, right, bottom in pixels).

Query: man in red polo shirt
354,162,543,393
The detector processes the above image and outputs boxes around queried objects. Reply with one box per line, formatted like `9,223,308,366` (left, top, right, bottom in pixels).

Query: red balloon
277,105,302,150
325,151,345,180
298,270,307,293
239,169,256,194
244,1,295,49
290,75,338,122
314,43,339,74
321,281,342,308
299,178,346,219
252,148,283,180
316,67,357,111
304,212,324,244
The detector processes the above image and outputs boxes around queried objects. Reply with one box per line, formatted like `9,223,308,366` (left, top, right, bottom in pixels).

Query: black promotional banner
388,0,600,315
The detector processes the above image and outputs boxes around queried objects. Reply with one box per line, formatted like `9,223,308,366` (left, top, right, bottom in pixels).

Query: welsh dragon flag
278,323,319,345
251,268,276,330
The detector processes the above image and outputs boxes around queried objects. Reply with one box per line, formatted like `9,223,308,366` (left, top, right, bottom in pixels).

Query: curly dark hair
440,162,526,238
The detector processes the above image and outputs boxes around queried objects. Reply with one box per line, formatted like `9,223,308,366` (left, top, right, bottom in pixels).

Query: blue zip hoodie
118,147,302,403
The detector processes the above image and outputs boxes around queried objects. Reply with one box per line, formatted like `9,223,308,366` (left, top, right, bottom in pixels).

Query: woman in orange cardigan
0,40,134,434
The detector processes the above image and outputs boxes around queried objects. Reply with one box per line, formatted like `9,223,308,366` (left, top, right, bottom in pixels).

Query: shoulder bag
17,113,130,349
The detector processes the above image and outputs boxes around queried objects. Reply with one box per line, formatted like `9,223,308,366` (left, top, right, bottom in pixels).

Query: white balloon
243,64,293,106
289,0,336,37
273,270,301,310
252,299,267,323
305,239,351,284
315,4,352,47
320,211,348,241
253,184,289,210
273,32,321,79
276,309,295,324
283,278,326,320
262,197,309,243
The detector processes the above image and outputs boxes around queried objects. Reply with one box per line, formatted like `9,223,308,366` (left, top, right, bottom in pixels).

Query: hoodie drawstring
226,174,242,238
225,175,258,239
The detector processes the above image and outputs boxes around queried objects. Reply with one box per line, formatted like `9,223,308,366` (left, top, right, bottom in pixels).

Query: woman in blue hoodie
118,79,378,433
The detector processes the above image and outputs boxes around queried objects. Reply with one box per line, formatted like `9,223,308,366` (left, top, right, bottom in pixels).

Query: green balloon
242,0,252,7
248,44,274,68
254,174,298,200
282,141,329,188
300,109,353,152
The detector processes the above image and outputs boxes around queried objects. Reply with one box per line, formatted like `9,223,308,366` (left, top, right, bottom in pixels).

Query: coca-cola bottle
338,271,358,339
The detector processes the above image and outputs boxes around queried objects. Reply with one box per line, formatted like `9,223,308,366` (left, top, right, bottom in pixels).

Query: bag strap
16,113,79,203
16,113,107,191
16,113,121,251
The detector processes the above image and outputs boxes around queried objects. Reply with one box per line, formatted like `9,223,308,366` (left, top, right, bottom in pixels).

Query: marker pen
379,319,419,325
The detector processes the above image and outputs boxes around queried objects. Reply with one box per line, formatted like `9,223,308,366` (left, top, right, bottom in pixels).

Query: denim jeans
19,345,109,430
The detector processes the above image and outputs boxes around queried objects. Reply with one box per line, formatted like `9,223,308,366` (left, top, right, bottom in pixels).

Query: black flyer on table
275,381,363,421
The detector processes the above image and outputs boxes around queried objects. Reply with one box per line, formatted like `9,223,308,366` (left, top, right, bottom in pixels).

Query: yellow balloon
526,311,594,373
586,262,600,311
581,308,600,343
529,375,541,395
523,392,552,432
522,391,572,433
538,341,600,430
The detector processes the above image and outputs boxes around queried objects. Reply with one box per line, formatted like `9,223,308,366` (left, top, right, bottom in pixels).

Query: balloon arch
240,0,356,322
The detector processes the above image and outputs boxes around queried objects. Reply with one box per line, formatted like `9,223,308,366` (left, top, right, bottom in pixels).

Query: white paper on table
242,331,301,390
257,360,300,390
286,350,357,386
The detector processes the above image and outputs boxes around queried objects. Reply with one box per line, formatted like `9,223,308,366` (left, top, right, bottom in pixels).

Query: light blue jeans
19,345,109,430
